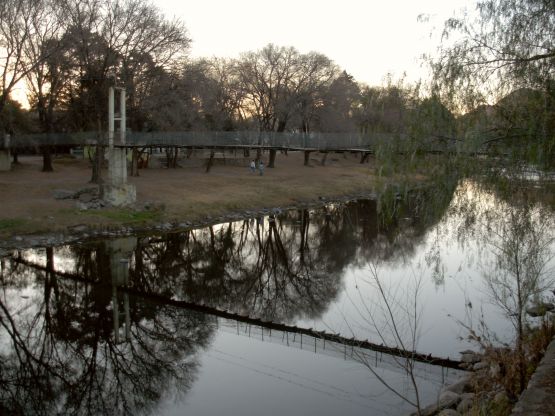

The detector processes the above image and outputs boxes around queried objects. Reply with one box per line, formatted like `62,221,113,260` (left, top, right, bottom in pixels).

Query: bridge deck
111,143,374,153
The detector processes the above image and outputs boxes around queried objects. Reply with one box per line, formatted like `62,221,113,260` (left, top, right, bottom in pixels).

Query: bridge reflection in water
107,281,460,391
104,235,461,389
216,319,459,386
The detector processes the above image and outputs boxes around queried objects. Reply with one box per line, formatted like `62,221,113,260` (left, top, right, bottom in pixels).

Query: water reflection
67,183,455,323
0,179,460,415
299,176,555,360
446,178,555,316
443,177,555,394
3,174,553,415
0,241,215,415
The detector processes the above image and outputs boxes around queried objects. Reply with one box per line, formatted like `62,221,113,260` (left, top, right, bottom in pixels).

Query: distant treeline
1,0,553,167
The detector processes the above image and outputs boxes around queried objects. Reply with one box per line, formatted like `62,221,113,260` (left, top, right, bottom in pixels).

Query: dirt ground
0,150,387,236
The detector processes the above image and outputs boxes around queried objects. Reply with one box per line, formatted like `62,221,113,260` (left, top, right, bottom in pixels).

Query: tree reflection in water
124,183,455,324
0,242,215,416
446,177,555,317
125,207,361,322
0,181,461,415
445,177,555,394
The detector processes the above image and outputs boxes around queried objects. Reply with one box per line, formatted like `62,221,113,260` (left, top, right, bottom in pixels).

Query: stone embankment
411,334,555,416
510,336,555,416
410,351,480,416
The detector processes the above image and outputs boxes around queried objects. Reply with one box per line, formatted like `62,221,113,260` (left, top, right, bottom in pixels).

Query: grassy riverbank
0,152,432,238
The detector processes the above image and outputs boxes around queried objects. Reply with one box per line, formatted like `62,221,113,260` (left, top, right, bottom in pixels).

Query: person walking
258,160,265,176
250,160,256,174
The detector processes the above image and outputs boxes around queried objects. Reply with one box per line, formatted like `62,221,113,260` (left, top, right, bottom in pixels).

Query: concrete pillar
108,148,127,186
102,182,136,207
108,237,136,343
304,150,311,166
103,148,136,206
107,237,136,285
102,87,136,206
119,89,126,145
108,86,115,148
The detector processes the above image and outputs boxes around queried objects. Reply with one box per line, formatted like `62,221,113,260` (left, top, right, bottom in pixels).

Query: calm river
1,175,554,415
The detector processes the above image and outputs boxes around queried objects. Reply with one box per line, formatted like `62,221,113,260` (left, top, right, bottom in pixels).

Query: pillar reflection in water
108,237,135,343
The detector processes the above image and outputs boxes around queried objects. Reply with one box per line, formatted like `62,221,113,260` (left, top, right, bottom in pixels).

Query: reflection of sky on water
0,277,459,416
159,329,451,416
0,287,42,356
303,245,514,358
299,179,554,357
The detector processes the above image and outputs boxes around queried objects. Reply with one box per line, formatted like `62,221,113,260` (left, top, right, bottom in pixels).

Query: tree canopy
432,0,555,166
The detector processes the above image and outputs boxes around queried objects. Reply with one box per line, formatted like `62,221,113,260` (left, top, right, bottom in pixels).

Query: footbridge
6,130,395,150
3,130,456,166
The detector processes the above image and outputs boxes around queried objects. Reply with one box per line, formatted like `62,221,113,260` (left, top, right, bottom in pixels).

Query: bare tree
54,0,190,131
236,44,338,133
289,52,339,133
354,77,415,135
203,58,248,130
482,202,555,392
309,70,360,133
352,263,424,414
23,1,66,171
0,0,59,131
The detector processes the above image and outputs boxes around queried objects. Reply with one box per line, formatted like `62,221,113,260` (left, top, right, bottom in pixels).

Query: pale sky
155,0,473,86
9,0,473,105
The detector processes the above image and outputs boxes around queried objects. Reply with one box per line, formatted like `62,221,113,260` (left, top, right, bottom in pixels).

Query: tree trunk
205,150,215,173
12,152,19,164
268,149,277,168
304,150,311,166
172,146,179,167
131,147,139,177
165,146,179,168
299,210,309,262
41,145,54,172
90,145,104,184
277,120,287,132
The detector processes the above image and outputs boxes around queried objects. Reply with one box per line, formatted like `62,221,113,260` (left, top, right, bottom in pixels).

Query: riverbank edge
0,189,378,255
510,335,555,416
411,324,555,416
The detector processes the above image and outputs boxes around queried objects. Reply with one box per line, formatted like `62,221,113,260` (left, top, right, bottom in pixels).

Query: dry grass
0,151,408,237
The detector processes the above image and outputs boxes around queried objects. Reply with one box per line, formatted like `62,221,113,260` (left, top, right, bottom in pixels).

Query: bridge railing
127,131,392,149
6,130,400,150
6,130,464,155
